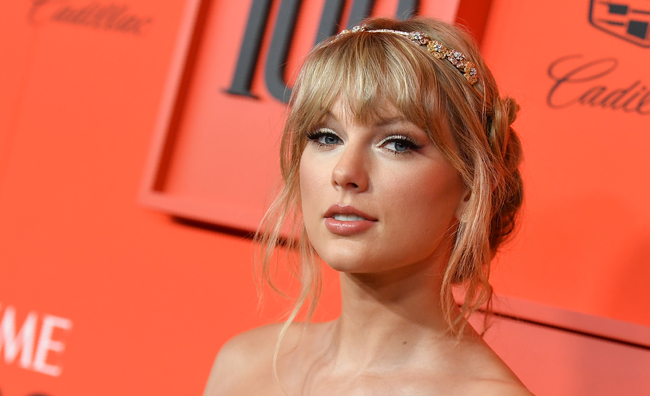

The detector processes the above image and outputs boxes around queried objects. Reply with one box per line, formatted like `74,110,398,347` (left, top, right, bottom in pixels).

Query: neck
325,252,457,373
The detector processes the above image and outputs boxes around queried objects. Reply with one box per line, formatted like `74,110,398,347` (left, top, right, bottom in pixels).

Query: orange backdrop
1,0,649,395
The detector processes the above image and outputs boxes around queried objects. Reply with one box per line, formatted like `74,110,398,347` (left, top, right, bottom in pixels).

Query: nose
331,144,369,192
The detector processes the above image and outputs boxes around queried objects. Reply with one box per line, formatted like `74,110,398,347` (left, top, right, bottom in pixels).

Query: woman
205,17,530,395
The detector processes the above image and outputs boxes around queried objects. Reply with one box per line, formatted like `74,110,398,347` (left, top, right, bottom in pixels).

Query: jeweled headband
336,24,479,85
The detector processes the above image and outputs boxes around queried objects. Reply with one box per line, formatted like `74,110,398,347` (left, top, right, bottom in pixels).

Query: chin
320,253,403,275
320,255,366,273
318,251,376,273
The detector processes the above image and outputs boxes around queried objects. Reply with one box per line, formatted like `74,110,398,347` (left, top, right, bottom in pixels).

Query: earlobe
455,188,472,221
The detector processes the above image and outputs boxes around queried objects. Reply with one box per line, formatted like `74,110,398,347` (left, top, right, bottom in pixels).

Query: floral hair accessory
337,24,479,85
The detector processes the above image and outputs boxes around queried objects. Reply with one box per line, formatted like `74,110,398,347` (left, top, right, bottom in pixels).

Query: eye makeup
377,134,423,154
305,127,342,148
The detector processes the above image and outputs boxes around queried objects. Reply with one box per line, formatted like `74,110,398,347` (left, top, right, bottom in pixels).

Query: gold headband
337,24,479,85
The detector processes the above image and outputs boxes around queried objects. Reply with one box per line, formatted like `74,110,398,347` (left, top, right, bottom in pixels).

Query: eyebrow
375,117,412,127
324,112,412,127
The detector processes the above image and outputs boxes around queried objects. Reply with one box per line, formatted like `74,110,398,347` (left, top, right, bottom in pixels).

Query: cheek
382,165,464,243
299,154,328,225
299,157,314,209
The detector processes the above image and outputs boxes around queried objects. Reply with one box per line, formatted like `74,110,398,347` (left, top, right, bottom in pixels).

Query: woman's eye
320,134,341,145
307,129,342,147
385,140,411,152
381,136,421,154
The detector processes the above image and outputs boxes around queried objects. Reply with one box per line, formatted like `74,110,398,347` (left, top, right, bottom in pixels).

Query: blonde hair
255,17,523,345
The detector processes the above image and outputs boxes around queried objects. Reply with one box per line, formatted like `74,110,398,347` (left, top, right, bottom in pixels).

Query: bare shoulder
202,323,283,396
453,334,534,396
202,322,309,396
462,377,534,396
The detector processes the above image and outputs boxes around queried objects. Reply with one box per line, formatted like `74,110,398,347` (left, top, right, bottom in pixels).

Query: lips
332,214,367,221
324,204,377,235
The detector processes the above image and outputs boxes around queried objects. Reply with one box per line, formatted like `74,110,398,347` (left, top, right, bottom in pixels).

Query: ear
454,185,472,221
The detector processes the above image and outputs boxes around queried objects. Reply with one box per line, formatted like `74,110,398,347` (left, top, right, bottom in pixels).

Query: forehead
326,96,411,127
293,33,441,127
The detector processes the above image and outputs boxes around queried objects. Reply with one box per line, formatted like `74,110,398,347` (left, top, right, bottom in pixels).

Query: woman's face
300,98,468,274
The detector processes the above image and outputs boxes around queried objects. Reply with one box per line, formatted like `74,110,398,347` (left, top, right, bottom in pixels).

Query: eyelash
305,129,422,155
306,128,342,148
378,135,422,155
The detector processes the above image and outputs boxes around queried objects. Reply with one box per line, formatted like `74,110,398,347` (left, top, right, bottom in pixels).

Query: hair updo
256,17,524,332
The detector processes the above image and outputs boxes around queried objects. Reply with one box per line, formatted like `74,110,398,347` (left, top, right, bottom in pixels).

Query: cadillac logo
589,1,650,47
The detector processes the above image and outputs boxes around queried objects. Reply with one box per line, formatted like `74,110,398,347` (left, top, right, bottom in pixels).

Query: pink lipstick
324,204,377,236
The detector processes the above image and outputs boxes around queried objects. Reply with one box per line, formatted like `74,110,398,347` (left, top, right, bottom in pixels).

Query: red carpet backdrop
1,0,649,395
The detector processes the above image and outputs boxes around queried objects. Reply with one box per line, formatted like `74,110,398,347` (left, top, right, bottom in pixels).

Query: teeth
333,214,366,221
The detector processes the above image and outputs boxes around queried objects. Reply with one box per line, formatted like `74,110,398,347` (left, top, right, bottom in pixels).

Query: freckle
403,341,407,345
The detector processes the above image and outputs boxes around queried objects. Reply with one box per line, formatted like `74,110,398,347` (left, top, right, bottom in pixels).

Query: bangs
288,31,448,136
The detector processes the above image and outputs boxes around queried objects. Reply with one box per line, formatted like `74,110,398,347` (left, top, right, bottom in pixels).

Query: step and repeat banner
1,0,649,395
481,0,650,324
